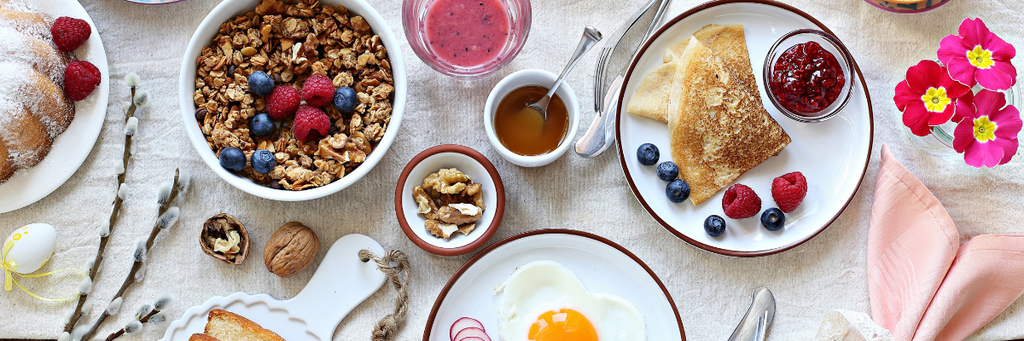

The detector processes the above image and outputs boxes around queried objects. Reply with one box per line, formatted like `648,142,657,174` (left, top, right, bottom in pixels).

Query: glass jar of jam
763,29,855,123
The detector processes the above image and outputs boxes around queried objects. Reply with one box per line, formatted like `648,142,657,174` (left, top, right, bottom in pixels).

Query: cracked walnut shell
263,222,319,278
201,213,250,265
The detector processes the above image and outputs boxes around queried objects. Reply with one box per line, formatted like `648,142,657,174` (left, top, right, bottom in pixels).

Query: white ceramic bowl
483,69,580,167
179,0,406,201
395,145,505,256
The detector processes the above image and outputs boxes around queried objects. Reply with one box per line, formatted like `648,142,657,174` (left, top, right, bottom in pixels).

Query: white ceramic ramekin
483,69,579,167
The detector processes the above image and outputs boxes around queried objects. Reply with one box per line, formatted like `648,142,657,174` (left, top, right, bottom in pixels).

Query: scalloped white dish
160,234,387,341
0,0,109,213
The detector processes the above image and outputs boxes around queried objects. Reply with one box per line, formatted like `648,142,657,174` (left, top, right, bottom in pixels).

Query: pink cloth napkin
867,144,1024,341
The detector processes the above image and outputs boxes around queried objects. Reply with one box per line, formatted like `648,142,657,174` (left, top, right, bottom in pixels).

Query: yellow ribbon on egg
2,239,83,302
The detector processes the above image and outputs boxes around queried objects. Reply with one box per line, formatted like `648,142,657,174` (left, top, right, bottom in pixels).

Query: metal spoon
727,287,776,341
521,26,602,120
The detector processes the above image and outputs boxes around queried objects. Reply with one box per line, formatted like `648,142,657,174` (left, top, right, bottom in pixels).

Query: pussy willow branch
103,309,159,341
64,86,140,334
79,169,180,341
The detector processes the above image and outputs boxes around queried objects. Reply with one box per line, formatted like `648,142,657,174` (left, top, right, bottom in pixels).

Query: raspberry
292,105,330,141
772,171,807,213
51,17,91,52
300,74,334,107
722,183,761,219
266,86,301,120
63,61,101,101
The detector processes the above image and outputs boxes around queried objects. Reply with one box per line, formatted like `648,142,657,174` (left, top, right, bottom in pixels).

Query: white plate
423,230,685,340
0,0,109,213
616,0,873,256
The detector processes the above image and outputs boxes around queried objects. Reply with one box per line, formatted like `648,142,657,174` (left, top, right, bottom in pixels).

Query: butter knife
574,0,670,157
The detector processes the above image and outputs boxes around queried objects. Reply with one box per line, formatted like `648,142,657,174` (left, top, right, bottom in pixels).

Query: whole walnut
263,222,319,278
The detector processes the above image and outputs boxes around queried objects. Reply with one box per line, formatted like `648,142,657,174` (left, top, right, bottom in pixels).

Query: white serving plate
0,0,109,213
161,234,387,341
616,0,873,256
423,230,685,340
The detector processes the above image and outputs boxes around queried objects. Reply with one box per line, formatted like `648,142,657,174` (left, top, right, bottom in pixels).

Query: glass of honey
484,69,580,167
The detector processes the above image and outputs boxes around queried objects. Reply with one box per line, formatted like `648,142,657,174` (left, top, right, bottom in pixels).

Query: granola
413,168,485,239
193,0,394,190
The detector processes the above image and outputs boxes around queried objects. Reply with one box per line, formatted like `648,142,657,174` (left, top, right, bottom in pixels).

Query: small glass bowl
402,0,531,78
864,0,951,14
763,29,856,123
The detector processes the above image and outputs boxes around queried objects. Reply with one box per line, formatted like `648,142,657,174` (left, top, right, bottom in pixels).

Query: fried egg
493,260,646,341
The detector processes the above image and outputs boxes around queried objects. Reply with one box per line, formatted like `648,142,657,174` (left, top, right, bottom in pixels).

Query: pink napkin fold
867,144,1024,341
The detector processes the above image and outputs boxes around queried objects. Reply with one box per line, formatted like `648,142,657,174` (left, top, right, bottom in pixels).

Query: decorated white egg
3,223,56,274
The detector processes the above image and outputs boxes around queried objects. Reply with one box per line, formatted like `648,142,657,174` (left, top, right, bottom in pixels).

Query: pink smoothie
424,0,511,67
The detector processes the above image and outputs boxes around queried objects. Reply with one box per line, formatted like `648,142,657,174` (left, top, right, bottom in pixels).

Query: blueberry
250,113,274,137
333,86,357,113
665,179,690,203
760,208,785,231
656,161,679,181
704,215,726,237
250,149,276,174
636,143,659,165
219,147,246,172
248,71,274,97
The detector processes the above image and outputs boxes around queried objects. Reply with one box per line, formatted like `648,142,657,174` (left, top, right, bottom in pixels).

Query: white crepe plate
423,229,685,340
616,0,874,256
0,0,110,213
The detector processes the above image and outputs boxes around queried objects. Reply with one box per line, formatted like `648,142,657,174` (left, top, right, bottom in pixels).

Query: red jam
769,41,844,115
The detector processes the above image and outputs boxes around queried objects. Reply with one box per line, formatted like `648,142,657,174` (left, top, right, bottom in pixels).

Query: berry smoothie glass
403,0,531,78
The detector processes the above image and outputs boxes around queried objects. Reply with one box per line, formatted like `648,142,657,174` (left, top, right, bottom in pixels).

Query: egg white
493,260,646,341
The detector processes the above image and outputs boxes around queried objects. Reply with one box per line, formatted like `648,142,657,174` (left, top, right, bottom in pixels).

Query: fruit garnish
760,208,785,231
300,73,334,107
704,215,726,237
771,171,807,213
665,179,690,203
722,183,761,219
51,16,91,52
266,85,301,120
63,60,101,101
656,161,678,181
292,105,330,141
636,143,659,165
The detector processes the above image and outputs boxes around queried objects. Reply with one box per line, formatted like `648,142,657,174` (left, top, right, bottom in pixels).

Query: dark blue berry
250,149,276,174
250,113,274,137
704,215,726,237
760,208,785,231
333,86,357,113
656,161,678,181
219,147,246,172
636,143,659,165
248,71,274,97
665,179,690,203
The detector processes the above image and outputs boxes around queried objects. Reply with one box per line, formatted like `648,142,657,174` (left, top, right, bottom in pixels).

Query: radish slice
450,317,485,341
455,327,492,341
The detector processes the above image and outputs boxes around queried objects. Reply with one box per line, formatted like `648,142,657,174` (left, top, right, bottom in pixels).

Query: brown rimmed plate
396,144,505,256
423,229,685,340
616,0,874,256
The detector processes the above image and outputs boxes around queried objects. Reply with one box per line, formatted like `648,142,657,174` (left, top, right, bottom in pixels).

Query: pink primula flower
894,60,971,136
938,18,1017,90
952,90,1021,167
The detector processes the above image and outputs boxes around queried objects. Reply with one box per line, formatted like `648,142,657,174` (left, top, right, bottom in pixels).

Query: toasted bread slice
668,37,790,205
204,309,286,341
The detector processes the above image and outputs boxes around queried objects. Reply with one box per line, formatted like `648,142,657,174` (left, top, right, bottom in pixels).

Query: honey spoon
521,26,602,120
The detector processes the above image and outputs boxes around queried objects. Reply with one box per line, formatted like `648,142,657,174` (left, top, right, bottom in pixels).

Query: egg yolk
528,309,598,341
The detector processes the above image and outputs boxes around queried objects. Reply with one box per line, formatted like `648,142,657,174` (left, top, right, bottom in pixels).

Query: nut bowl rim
762,28,855,123
178,0,407,201
394,144,505,256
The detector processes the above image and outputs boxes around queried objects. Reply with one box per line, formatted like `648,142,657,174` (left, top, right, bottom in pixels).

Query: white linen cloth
1,0,1022,340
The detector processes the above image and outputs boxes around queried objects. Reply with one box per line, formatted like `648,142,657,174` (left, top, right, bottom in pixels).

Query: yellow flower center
967,45,994,69
921,87,951,112
973,116,997,142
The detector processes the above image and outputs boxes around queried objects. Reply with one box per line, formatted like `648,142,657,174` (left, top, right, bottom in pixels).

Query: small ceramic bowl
395,144,505,256
178,0,406,201
483,69,580,167
865,0,951,14
763,29,855,123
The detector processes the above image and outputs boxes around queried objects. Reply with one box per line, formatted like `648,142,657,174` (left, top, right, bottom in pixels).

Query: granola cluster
413,168,486,239
193,0,394,190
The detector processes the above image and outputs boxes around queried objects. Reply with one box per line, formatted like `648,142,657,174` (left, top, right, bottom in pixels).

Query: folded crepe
668,36,790,205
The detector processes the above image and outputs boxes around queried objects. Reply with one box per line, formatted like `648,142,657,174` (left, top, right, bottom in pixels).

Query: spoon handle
545,26,603,101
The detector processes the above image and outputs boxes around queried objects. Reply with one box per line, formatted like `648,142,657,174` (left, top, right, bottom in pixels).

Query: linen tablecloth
2,0,1022,340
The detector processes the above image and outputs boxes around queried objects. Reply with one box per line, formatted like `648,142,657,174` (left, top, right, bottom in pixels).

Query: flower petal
953,118,976,153
985,34,1016,62
958,18,989,49
905,60,943,91
903,102,935,136
963,138,1005,168
976,68,1016,90
928,99,956,126
944,56,978,88
997,138,1019,165
938,35,968,67
939,72,972,98
990,105,1023,140
973,89,1006,116
952,90,975,123
893,80,920,111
